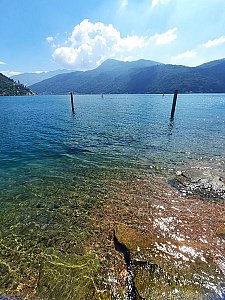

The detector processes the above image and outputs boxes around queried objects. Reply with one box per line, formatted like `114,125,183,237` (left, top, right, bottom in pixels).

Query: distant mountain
95,58,161,72
0,73,33,96
29,58,225,94
11,69,72,86
198,58,225,69
29,59,162,94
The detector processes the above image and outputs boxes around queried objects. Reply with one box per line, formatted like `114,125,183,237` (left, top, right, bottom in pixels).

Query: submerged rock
217,222,225,240
174,168,225,200
0,263,10,290
37,250,110,300
0,297,23,300
114,224,225,299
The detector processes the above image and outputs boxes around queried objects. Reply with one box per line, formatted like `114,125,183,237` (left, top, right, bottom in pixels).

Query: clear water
0,94,225,298
1,94,225,178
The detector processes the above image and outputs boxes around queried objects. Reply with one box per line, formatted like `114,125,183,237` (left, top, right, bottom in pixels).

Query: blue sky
0,0,225,76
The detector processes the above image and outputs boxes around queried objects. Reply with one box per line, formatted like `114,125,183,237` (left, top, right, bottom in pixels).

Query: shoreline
0,169,225,299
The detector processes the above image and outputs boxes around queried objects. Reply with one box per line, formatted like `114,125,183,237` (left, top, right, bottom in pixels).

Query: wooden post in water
170,90,178,119
70,92,74,112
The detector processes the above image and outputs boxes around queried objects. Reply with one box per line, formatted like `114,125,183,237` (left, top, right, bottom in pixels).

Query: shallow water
0,94,225,299
1,94,225,179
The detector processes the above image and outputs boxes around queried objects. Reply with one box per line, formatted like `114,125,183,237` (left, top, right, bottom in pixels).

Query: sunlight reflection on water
0,94,225,299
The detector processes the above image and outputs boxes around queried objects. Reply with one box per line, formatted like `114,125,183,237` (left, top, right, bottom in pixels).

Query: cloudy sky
0,0,225,76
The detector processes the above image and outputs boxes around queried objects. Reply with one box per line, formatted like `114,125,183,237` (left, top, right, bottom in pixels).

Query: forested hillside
29,58,225,95
0,73,33,96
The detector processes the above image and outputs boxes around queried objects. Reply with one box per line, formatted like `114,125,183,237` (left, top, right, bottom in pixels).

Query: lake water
0,94,225,299
1,94,225,177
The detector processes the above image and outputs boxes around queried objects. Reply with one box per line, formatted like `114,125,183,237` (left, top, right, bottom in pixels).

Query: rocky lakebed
0,165,225,300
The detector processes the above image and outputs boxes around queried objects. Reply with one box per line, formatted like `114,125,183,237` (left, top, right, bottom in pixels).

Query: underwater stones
175,168,225,200
217,222,225,239
37,250,108,300
20,194,30,201
64,145,92,155
114,224,153,256
114,224,225,299
0,297,23,300
0,263,10,287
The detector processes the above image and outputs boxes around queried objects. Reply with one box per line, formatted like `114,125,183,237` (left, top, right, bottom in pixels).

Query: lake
0,94,225,299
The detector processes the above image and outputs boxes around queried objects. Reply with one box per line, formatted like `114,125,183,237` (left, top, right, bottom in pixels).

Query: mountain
197,58,225,69
29,59,162,94
11,69,72,86
29,58,225,94
0,73,33,96
95,58,161,72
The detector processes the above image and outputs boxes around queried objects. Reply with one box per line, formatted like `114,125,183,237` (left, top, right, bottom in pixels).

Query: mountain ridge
29,58,225,94
0,73,33,96
11,69,72,86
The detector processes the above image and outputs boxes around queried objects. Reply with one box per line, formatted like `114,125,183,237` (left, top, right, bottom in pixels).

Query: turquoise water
1,94,225,176
0,94,225,299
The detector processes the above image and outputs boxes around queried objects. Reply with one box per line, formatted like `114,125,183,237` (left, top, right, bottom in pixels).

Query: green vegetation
0,73,33,96
30,58,225,95
37,250,103,300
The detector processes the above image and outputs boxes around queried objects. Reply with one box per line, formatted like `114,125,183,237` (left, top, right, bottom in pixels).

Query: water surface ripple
0,94,225,299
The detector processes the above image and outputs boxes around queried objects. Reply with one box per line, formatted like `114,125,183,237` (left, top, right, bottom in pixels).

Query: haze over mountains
11,69,72,87
1,58,225,96
28,58,225,94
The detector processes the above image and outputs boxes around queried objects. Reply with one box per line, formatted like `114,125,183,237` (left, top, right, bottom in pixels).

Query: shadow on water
64,145,92,155
114,232,137,300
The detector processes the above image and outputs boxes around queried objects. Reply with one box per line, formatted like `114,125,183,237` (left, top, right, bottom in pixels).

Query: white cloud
149,28,177,45
172,50,197,60
203,36,225,48
120,0,128,7
0,60,6,65
51,20,178,70
1,71,21,77
52,19,147,70
152,0,171,8
46,36,54,43
34,71,48,74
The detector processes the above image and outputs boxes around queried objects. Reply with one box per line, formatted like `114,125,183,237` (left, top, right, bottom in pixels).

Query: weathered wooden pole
170,90,178,119
70,92,74,112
